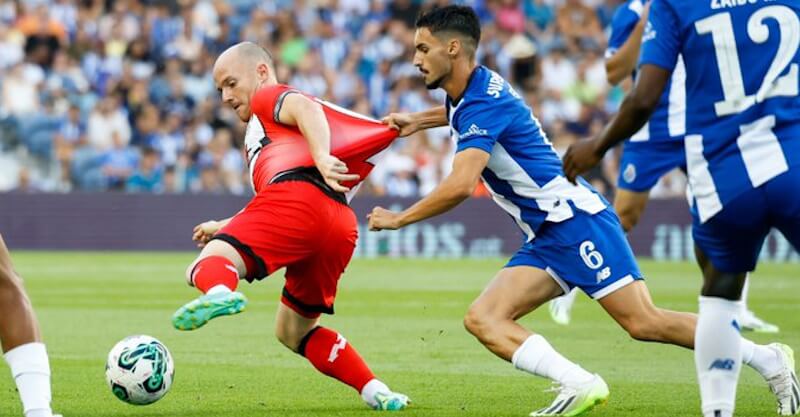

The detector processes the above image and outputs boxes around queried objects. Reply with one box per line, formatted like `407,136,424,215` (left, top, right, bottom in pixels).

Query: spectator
53,105,86,190
100,132,138,190
556,0,604,52
87,94,131,152
127,147,163,193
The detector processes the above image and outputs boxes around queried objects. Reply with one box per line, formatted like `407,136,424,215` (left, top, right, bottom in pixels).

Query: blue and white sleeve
638,0,680,72
452,101,509,154
605,2,642,59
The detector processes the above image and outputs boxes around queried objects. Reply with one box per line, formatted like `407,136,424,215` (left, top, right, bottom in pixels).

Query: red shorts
212,181,357,318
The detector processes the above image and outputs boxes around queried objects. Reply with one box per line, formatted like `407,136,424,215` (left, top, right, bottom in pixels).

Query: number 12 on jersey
695,5,799,117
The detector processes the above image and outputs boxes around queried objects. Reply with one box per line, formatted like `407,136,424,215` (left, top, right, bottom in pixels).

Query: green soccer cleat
372,392,410,411
172,291,247,331
530,374,609,417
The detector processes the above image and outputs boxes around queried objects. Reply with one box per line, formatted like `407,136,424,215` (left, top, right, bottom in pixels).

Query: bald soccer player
170,42,409,411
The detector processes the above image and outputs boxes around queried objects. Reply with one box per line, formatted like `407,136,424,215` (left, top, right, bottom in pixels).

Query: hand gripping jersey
640,0,800,223
243,84,398,199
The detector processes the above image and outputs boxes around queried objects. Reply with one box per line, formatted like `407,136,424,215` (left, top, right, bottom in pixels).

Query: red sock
190,256,239,293
299,327,375,392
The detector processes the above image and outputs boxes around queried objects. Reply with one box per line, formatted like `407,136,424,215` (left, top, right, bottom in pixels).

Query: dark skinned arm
562,64,671,183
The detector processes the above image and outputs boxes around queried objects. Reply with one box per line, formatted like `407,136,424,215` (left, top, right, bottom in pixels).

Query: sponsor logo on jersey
459,124,488,140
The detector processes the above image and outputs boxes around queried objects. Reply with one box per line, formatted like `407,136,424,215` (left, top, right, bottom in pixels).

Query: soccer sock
741,338,782,377
360,378,391,408
4,343,54,417
190,256,239,294
512,334,594,386
558,288,578,309
299,327,375,394
696,296,741,417
740,274,750,307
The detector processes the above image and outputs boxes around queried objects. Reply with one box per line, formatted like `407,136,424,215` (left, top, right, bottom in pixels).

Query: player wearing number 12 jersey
549,0,779,334
169,42,408,411
369,6,792,416
562,0,800,415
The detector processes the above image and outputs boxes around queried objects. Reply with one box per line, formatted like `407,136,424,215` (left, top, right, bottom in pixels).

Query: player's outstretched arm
562,64,670,183
606,2,650,86
382,106,448,137
368,148,489,231
277,93,359,192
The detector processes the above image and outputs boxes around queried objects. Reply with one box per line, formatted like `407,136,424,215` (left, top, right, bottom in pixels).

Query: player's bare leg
599,278,797,416
464,266,608,416
172,240,248,330
274,303,409,411
613,189,650,233
0,235,59,417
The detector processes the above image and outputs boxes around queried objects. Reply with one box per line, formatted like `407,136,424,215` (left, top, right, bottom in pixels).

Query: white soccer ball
105,335,175,405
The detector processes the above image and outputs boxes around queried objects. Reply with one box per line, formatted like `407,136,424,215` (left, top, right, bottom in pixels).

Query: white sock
741,338,782,378
4,343,53,417
696,297,741,417
740,274,750,308
360,378,390,407
206,284,231,295
512,334,594,386
557,289,578,309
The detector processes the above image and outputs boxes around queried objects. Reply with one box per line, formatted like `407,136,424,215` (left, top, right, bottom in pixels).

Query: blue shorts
507,208,643,299
692,168,800,273
617,140,686,192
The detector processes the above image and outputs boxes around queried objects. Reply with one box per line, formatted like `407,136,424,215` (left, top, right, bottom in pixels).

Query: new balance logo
328,334,347,363
459,124,488,140
708,358,735,371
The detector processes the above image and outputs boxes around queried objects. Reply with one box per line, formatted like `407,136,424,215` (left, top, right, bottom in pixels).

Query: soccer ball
105,335,175,405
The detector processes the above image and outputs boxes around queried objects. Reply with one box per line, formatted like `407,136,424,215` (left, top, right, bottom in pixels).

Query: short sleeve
452,100,509,154
638,0,681,71
250,84,300,123
605,2,642,59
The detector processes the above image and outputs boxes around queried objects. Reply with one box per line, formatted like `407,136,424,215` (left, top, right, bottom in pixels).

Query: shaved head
213,42,277,122
216,41,274,71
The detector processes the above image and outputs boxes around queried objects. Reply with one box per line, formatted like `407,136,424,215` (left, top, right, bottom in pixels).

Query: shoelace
769,372,793,397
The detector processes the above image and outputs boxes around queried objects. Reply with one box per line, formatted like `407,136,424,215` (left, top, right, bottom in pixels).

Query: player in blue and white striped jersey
563,0,800,415
549,0,778,334
368,5,791,417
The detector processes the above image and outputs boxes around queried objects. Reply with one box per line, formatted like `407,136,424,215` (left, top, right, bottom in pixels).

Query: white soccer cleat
530,374,609,416
765,343,800,415
739,309,780,333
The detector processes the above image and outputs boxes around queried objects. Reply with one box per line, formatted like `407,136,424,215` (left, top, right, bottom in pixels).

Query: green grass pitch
0,252,797,416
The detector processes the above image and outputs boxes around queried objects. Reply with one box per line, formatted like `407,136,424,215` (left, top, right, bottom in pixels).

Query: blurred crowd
0,0,685,198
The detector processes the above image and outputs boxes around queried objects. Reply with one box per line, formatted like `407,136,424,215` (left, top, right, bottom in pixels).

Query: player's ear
448,38,460,58
256,62,270,81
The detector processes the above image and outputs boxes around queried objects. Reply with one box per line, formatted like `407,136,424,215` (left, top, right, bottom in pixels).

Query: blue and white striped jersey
446,66,608,241
608,0,686,144
640,0,800,223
